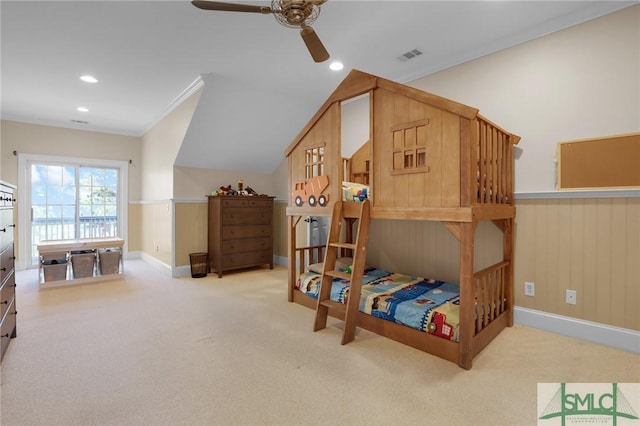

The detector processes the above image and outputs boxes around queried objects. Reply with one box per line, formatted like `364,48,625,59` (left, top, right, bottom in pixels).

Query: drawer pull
0,300,7,305
1,333,9,338
0,228,5,233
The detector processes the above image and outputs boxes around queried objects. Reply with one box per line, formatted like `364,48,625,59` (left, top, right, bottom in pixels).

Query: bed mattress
296,268,460,342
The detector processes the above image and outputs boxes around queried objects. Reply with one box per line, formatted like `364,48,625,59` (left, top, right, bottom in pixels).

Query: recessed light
80,75,98,83
77,107,89,112
329,61,344,71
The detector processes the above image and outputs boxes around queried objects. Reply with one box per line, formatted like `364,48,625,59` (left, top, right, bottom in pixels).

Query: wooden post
288,215,297,302
504,218,514,326
458,221,476,370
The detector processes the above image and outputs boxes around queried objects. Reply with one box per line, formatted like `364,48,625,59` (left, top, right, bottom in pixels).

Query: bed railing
295,244,325,276
473,260,509,334
474,116,515,205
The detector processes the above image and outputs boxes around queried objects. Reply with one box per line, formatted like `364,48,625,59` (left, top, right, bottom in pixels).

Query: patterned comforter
296,268,460,342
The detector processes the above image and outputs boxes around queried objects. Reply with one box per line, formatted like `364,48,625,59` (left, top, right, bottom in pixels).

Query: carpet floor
1,260,638,425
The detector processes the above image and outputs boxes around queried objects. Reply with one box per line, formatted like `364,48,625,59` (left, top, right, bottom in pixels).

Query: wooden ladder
313,200,371,344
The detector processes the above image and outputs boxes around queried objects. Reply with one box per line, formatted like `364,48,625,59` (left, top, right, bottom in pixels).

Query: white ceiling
2,1,636,173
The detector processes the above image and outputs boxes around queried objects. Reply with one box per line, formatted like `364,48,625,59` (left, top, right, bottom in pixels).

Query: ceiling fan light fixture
329,61,343,71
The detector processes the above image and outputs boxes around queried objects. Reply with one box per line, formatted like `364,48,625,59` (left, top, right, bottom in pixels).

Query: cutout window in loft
305,145,325,179
390,119,430,175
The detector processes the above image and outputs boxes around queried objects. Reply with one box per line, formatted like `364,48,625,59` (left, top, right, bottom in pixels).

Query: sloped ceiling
176,73,319,173
2,1,637,174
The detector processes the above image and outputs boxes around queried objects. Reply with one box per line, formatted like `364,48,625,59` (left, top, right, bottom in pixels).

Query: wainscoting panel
174,201,208,267
514,197,639,331
273,201,288,258
138,201,173,266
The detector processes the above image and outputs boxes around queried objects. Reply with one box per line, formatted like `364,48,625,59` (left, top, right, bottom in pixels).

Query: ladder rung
329,242,356,250
319,299,346,316
323,270,351,280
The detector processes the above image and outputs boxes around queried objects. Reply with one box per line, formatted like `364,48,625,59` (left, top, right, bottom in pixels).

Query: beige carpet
1,260,638,426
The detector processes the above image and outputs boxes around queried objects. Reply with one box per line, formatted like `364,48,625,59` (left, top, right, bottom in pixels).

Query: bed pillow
308,257,366,274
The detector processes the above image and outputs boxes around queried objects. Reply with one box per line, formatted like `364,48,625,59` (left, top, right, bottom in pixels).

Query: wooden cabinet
208,196,274,278
0,181,16,362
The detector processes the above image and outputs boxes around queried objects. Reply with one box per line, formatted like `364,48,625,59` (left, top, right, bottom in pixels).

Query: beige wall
409,5,640,193
141,90,201,201
173,165,276,199
137,89,202,266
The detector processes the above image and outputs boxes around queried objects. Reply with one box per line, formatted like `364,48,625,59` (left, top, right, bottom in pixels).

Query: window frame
17,153,128,269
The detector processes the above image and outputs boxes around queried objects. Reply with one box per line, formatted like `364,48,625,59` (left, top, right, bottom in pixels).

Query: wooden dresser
0,181,17,362
207,195,274,278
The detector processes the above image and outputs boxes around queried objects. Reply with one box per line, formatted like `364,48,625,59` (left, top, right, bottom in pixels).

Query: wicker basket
71,252,96,279
98,249,121,275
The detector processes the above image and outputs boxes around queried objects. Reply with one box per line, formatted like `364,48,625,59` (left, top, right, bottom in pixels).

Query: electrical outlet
524,281,535,297
566,289,577,305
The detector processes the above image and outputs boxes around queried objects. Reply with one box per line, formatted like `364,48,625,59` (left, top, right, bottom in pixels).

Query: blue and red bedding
296,268,460,342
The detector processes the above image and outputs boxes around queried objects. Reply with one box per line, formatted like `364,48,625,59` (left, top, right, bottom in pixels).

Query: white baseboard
139,252,173,277
124,250,141,259
514,306,640,354
274,255,288,267
172,265,191,278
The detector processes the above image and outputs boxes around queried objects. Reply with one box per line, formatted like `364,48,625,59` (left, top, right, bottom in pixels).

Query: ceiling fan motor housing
272,0,320,28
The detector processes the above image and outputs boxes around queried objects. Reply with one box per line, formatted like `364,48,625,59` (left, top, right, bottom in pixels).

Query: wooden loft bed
284,69,520,369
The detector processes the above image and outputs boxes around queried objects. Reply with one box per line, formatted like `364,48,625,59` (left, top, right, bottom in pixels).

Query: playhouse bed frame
284,70,520,369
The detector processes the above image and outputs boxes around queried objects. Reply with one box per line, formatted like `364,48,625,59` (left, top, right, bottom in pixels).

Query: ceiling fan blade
191,1,272,14
300,25,330,63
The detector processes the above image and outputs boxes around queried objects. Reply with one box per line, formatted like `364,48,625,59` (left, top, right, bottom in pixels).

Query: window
304,145,325,178
18,154,128,267
391,119,431,175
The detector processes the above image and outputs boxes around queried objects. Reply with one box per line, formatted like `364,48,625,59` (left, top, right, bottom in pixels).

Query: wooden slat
324,270,350,280
288,215,298,302
460,118,473,207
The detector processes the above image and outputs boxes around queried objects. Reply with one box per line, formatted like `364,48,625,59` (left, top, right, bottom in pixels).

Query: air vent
71,119,89,124
398,48,423,63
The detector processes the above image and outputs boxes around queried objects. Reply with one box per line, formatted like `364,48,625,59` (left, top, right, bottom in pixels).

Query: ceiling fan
191,0,330,63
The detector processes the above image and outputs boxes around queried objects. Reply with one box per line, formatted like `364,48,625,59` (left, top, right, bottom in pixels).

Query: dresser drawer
0,210,14,251
221,249,272,269
0,189,15,208
0,244,14,284
247,198,273,208
0,272,15,320
221,197,273,208
222,208,272,226
221,198,250,208
222,237,272,254
0,298,16,360
222,225,272,240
